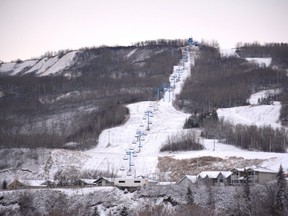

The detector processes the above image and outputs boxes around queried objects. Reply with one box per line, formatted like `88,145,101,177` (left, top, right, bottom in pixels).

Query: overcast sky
0,0,287,62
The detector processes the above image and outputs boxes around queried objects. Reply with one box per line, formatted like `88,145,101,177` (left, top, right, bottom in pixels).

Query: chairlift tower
124,148,137,176
144,110,153,130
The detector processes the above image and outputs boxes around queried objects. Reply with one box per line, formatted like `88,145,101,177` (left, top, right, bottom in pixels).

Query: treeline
236,42,288,68
0,45,181,149
174,44,288,113
132,39,187,47
201,118,287,153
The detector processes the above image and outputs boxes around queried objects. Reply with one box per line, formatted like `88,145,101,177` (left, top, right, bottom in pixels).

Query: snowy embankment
0,51,78,76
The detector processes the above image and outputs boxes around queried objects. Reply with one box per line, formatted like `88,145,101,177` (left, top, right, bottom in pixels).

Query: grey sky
0,0,287,62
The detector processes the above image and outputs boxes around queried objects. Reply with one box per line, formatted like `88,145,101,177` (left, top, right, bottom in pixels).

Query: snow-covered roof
198,171,221,179
220,171,233,178
231,167,277,174
19,180,48,187
94,177,114,183
156,182,175,186
80,179,97,184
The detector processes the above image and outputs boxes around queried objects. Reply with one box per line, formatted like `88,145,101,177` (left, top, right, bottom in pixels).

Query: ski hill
0,46,287,182
42,47,288,180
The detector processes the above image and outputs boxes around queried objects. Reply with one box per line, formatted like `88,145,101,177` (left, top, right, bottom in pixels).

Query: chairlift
123,155,128,160
142,116,146,120
135,147,140,153
132,139,137,144
129,145,134,150
141,136,145,141
133,152,137,157
138,143,143,148
140,122,144,127
130,162,135,166
120,165,125,171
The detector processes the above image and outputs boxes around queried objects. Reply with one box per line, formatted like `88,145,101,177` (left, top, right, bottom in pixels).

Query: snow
198,171,222,179
40,51,78,76
25,56,59,75
217,88,282,128
127,48,137,58
248,88,281,105
0,62,16,73
217,103,281,128
10,60,38,75
246,57,272,67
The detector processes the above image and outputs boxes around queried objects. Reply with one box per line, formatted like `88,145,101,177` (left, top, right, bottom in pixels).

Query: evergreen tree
92,206,100,216
120,206,128,216
186,186,194,205
274,165,288,216
242,168,252,215
2,180,7,190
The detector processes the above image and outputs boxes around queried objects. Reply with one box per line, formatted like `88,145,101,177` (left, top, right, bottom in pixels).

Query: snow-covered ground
246,57,272,67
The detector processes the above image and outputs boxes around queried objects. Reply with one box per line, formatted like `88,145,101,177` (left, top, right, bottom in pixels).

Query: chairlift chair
120,165,125,171
123,155,128,160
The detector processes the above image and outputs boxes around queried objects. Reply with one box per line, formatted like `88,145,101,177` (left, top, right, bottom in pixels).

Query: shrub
160,131,204,152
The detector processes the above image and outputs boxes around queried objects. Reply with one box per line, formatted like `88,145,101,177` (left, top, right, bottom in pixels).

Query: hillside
0,43,182,150
1,43,287,180
1,42,288,216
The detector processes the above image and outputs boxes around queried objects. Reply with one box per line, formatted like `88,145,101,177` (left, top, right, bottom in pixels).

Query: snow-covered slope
1,46,287,183
246,57,272,67
49,47,287,179
217,89,282,128
0,51,78,76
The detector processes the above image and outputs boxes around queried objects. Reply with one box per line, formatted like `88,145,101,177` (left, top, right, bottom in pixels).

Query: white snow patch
40,51,78,76
217,103,281,128
248,89,281,105
246,57,272,67
0,62,16,73
25,56,59,75
127,48,137,58
10,60,38,75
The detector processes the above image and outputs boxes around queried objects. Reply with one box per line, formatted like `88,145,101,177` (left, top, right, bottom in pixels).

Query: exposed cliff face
0,46,180,77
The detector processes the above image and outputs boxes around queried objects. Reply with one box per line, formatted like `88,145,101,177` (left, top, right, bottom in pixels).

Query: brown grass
157,156,266,181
